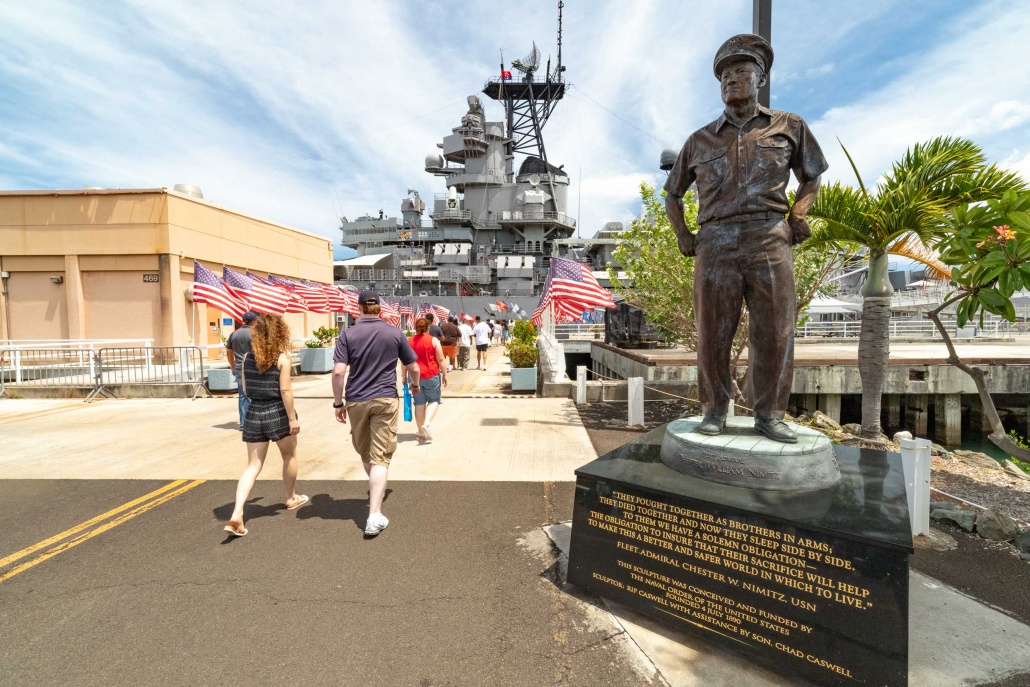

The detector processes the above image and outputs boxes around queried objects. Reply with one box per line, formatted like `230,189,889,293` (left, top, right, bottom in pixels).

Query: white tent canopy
803,297,863,315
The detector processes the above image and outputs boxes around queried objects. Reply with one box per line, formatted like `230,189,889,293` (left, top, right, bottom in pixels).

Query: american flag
268,275,320,313
545,258,616,311
223,267,289,313
192,261,247,321
306,281,345,312
380,298,400,326
398,299,413,316
532,257,614,326
430,304,449,319
339,288,361,316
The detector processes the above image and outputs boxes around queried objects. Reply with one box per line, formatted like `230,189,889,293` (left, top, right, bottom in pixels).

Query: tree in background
807,136,1024,438
929,190,1030,463
609,181,849,406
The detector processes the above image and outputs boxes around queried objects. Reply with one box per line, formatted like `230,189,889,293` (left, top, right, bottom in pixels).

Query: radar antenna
510,42,541,76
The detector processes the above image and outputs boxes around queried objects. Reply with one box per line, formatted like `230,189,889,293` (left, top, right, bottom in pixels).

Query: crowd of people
222,296,516,539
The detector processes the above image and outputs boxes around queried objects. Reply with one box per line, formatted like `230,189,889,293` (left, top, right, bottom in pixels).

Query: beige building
0,188,335,354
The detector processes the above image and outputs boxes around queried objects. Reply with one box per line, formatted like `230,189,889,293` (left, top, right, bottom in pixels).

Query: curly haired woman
224,314,308,536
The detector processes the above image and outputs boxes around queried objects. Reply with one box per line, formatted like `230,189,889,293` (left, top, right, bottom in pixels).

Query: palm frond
887,233,952,281
880,136,984,195
838,139,868,197
807,182,877,246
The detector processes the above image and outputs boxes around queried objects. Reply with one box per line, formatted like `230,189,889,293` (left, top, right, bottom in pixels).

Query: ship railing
483,74,563,89
497,211,576,227
794,319,1030,339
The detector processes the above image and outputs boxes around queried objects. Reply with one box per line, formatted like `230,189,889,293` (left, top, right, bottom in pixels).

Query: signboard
143,273,159,282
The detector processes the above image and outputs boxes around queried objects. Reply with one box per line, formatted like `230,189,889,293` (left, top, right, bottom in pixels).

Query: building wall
0,189,335,349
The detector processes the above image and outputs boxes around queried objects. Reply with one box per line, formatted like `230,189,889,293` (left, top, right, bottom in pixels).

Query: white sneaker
423,424,433,441
364,512,389,536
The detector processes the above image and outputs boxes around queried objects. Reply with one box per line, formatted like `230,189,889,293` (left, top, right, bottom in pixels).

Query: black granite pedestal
568,424,913,687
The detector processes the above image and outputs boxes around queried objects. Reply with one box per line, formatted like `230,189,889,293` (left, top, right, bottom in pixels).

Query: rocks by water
952,450,1004,472
1016,529,1030,555
913,528,958,551
931,508,976,532
1002,460,1030,481
842,423,862,435
893,430,913,442
811,411,841,432
975,509,1021,541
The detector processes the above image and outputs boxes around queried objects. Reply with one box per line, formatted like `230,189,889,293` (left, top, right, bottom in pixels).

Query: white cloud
811,0,1030,188
0,0,1027,249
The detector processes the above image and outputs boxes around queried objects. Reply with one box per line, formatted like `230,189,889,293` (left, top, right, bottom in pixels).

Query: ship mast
483,0,567,175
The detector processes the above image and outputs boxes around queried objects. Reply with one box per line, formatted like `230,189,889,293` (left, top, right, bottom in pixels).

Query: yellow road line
0,479,188,570
0,480,204,584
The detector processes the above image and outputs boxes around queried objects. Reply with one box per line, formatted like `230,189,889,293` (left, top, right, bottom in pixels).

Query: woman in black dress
224,314,308,536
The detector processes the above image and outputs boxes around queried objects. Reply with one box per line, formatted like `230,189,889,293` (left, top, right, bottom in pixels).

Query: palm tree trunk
858,251,894,438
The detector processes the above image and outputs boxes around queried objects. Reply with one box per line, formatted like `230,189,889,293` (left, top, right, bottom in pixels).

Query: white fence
796,319,1030,339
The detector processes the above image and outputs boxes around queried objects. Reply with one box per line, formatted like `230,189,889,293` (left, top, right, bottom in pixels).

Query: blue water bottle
403,381,413,422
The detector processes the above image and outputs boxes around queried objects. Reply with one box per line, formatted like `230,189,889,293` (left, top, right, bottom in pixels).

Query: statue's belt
705,211,785,224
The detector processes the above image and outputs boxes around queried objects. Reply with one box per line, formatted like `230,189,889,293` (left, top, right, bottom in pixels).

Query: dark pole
753,0,771,108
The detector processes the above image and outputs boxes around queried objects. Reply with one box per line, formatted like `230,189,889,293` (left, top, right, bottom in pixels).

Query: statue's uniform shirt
663,106,827,224
664,106,827,420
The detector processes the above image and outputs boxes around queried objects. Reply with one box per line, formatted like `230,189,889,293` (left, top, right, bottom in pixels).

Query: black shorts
476,343,489,352
242,400,294,443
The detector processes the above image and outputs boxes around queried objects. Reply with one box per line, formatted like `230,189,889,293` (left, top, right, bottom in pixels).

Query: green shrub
507,343,538,368
305,326,339,348
510,320,537,345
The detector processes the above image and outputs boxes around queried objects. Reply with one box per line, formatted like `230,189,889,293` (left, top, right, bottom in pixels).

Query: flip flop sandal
224,523,248,537
286,494,310,511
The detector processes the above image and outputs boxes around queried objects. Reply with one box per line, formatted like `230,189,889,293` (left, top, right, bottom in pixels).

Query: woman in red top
408,317,448,441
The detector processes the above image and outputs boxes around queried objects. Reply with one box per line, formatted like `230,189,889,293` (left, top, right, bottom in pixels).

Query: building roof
336,254,393,268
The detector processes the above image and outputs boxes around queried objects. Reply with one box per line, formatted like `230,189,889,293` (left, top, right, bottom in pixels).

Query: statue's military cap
713,34,774,79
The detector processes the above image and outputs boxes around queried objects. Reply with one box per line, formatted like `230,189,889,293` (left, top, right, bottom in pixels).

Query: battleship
336,2,620,314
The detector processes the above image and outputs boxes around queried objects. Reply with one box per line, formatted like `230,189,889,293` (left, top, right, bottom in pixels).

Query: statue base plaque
568,423,913,687
661,416,840,491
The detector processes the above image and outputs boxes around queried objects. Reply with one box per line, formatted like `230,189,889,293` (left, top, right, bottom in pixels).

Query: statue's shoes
754,418,798,444
697,413,726,436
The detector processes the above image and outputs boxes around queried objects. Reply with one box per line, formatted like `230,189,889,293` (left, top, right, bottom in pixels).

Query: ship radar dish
511,42,541,75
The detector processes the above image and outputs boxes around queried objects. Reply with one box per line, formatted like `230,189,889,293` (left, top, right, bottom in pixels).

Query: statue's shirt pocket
755,137,790,172
694,146,729,187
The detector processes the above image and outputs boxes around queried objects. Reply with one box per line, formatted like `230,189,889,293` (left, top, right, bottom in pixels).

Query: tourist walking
501,321,510,344
225,310,258,429
224,314,307,537
492,319,502,346
471,316,492,370
440,316,460,372
408,317,448,441
457,318,473,370
425,312,444,339
332,291,421,536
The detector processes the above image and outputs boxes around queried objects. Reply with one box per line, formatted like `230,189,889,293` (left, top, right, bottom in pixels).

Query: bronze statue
664,34,827,444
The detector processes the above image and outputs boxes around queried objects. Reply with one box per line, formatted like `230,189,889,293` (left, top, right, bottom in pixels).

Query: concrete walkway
0,345,590,482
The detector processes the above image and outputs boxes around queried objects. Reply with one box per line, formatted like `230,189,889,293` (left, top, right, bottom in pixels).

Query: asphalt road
0,480,661,687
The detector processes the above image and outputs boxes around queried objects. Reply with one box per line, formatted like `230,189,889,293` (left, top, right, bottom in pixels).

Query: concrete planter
207,368,237,391
300,347,334,373
510,365,538,392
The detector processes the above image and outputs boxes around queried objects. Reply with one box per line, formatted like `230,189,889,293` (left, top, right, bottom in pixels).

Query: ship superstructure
339,2,601,299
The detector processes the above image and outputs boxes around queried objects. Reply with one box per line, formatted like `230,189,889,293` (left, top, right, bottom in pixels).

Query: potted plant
300,326,338,373
506,320,538,391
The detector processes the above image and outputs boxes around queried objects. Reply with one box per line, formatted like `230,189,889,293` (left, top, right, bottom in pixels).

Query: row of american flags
531,257,616,326
190,261,520,330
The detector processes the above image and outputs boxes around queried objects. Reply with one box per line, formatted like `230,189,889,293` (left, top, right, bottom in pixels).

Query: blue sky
2,0,1028,259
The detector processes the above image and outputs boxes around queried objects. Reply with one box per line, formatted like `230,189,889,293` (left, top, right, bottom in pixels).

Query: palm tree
807,137,1024,438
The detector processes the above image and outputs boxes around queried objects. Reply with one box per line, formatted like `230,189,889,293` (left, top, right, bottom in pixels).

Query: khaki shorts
347,397,399,467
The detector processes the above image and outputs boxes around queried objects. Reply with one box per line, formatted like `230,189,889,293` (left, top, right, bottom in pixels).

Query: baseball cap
242,311,259,324
358,290,380,305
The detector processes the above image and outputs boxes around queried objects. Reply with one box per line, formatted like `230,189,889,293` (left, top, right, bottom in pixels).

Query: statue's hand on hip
787,214,812,245
676,231,696,258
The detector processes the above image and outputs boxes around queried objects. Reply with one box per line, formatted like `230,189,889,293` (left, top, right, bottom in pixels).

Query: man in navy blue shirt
332,291,420,536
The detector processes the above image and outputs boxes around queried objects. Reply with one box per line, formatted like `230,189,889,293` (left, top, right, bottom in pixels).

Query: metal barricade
0,347,100,394
90,347,205,401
